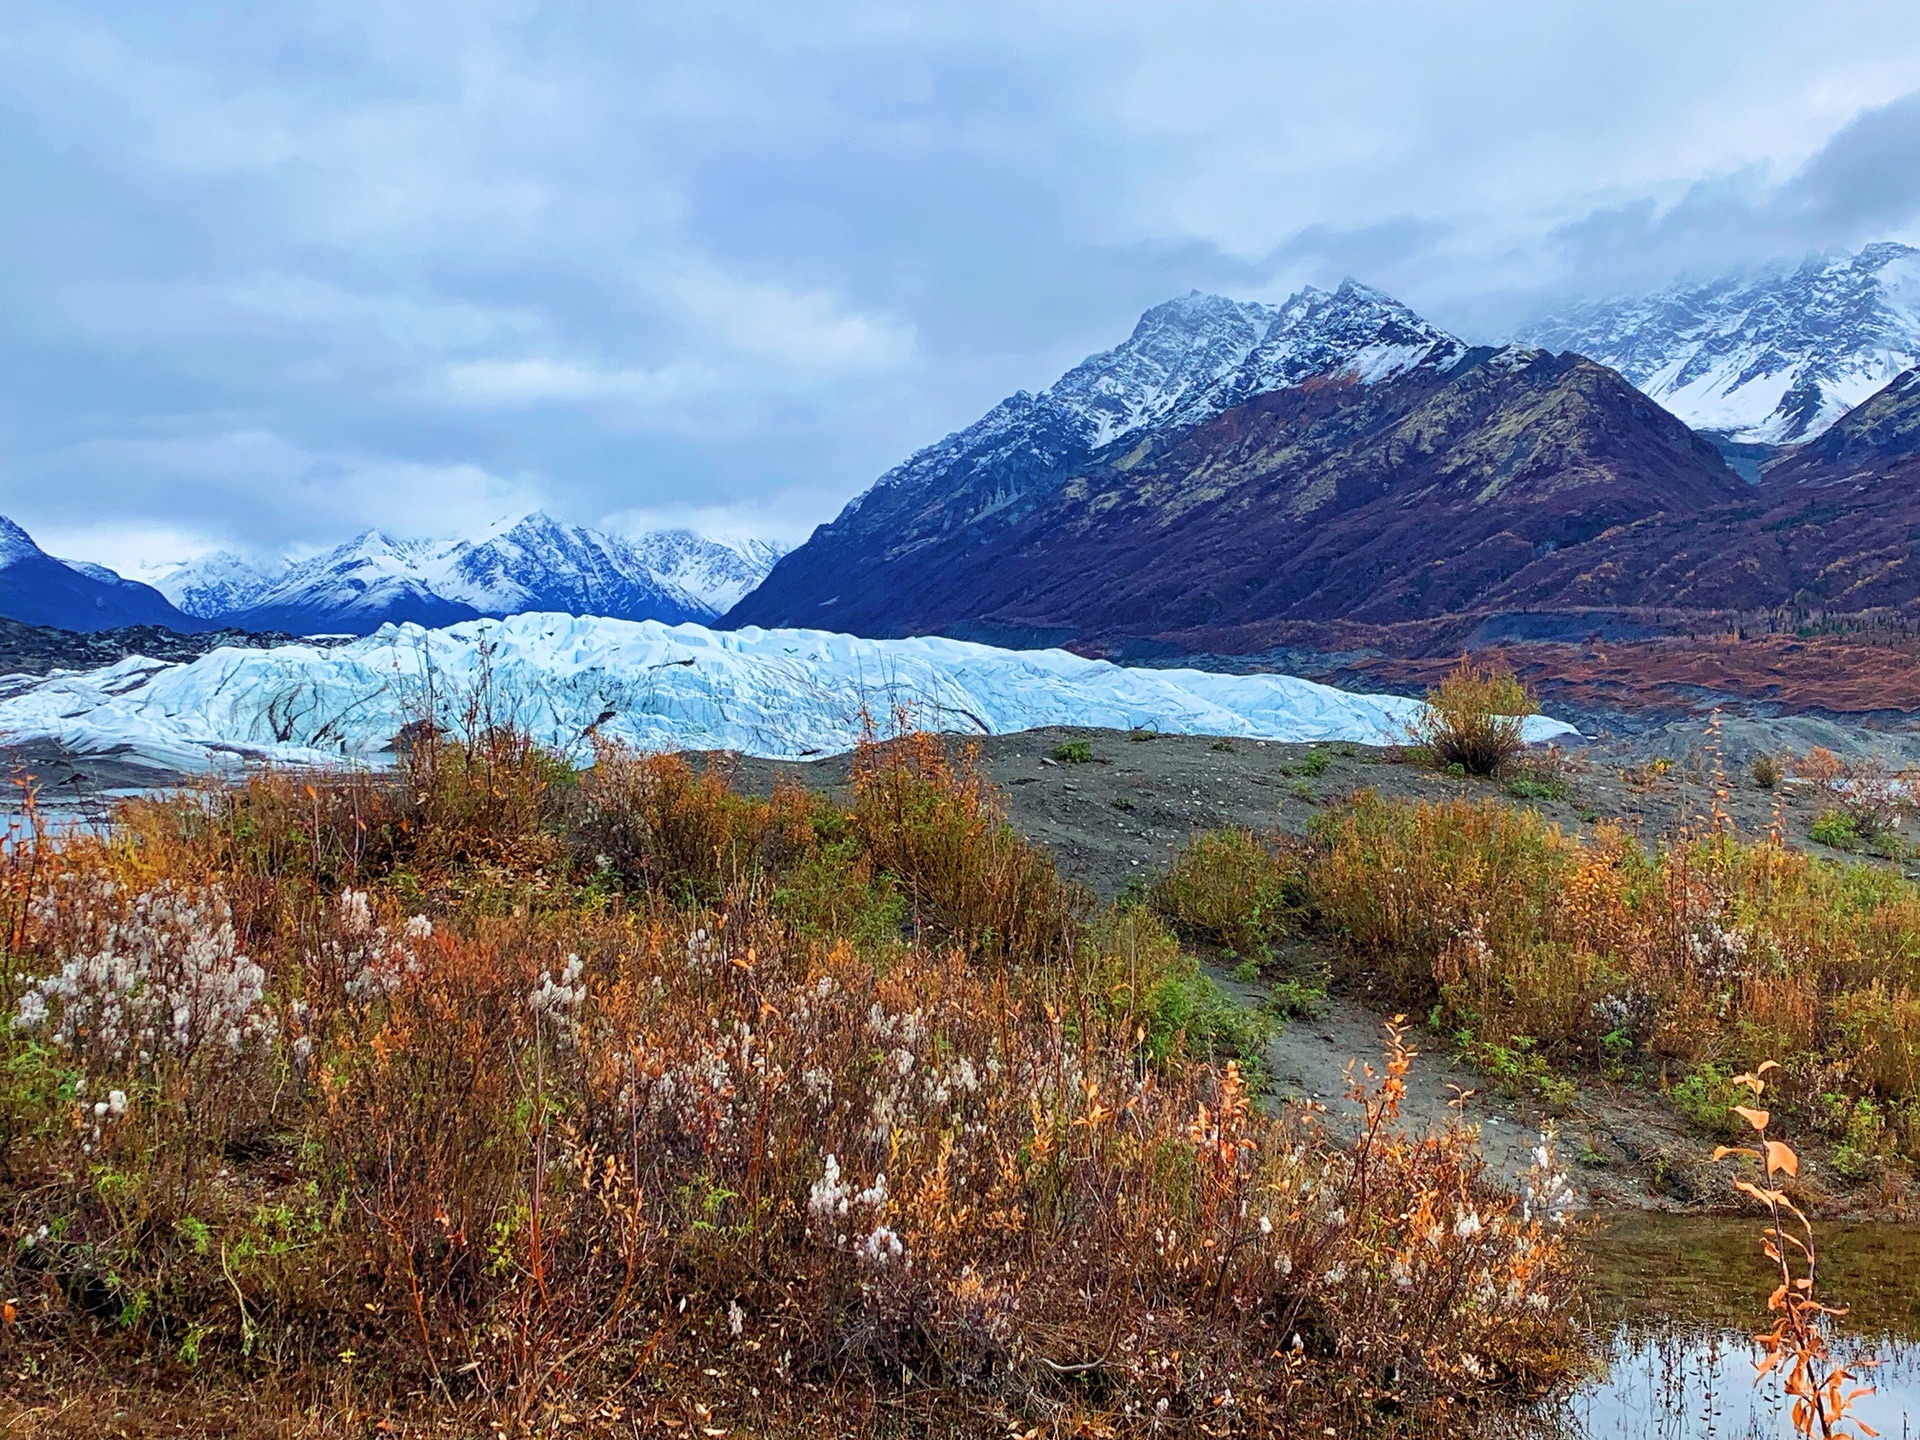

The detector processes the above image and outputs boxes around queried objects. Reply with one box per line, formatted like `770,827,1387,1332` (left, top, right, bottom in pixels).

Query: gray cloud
3,2,1920,572
1526,89,1920,311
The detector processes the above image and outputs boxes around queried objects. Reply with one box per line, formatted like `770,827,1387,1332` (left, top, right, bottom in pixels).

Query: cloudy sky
5,2,1920,573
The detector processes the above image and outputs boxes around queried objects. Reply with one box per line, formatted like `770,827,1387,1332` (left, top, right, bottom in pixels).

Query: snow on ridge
1520,243,1920,444
151,551,286,619
144,515,784,630
0,613,1575,774
842,280,1465,518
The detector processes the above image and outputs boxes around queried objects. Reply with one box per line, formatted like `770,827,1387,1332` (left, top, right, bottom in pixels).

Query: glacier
0,613,1575,775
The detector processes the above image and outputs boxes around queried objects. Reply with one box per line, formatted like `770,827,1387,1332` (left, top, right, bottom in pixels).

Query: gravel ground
719,722,1915,900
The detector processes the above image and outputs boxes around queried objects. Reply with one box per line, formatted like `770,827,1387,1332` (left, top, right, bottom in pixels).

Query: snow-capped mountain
159,513,785,636
1519,242,1920,445
730,281,1468,630
152,551,287,620
832,281,1466,527
630,530,786,616
0,516,206,634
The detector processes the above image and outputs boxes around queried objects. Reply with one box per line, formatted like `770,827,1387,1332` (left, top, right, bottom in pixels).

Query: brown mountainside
1483,367,1920,619
740,347,1745,648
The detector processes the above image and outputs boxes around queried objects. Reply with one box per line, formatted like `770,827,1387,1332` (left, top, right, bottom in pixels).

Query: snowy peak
0,517,43,568
161,512,786,636
1520,242,1920,444
835,280,1466,530
151,551,286,619
628,529,787,616
0,515,203,634
1050,280,1464,449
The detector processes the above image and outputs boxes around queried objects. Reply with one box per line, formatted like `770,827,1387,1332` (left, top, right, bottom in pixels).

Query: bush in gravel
1152,826,1305,962
0,738,1579,1436
1412,655,1536,777
1291,746,1332,778
1810,808,1862,851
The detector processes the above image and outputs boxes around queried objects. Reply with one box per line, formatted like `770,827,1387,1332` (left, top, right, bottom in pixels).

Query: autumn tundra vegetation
0,667,1907,1434
0,721,1580,1435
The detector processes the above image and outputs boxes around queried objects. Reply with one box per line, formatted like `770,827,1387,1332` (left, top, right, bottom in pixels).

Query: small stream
1537,1215,1920,1438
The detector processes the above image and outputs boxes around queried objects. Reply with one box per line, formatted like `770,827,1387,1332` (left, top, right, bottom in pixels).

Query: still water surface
1544,1215,1920,1438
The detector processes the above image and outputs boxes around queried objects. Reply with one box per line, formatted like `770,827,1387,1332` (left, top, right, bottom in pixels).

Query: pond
1539,1214,1920,1438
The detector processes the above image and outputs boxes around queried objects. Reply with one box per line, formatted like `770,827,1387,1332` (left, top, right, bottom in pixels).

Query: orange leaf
1733,1105,1771,1132
1764,1140,1798,1177
1713,1145,1757,1163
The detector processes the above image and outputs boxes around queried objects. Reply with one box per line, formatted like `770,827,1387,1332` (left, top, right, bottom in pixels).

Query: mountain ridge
1518,242,1920,445
730,275,1750,644
152,513,785,636
733,280,1469,630
0,518,208,635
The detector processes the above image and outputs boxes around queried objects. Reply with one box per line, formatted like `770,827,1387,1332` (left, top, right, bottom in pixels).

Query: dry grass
0,731,1576,1436
1150,827,1304,962
1312,791,1920,1156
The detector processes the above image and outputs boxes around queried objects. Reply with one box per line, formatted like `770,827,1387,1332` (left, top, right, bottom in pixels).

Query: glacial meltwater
1537,1215,1920,1438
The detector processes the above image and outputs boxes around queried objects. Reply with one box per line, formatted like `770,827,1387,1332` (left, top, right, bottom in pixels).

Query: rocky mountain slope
0,518,207,634
729,283,1466,633
155,513,783,635
729,281,1744,648
1519,242,1920,446
1484,364,1920,617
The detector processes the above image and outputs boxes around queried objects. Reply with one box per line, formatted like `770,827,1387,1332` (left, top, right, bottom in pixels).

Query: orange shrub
1312,792,1920,1150
1412,655,1537,776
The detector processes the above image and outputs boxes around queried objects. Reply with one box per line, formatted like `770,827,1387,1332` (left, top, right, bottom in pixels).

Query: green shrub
1811,809,1862,851
1506,775,1570,802
1749,753,1783,790
1266,977,1328,1021
1152,827,1304,961
1294,747,1332,778
1868,830,1910,861
1668,1062,1739,1135
1052,739,1094,764
1454,1029,1576,1113
1140,966,1274,1083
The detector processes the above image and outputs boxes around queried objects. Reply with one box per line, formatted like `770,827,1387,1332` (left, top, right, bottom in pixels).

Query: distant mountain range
0,518,208,634
9,242,1920,655
0,512,782,637
150,513,782,636
734,247,1920,652
1518,242,1920,447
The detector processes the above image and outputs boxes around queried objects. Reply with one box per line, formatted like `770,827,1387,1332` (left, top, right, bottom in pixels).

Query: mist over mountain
0,518,206,635
1518,243,1920,446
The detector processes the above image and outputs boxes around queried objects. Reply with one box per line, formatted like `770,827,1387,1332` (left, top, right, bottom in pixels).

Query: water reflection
1549,1215,1920,1438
